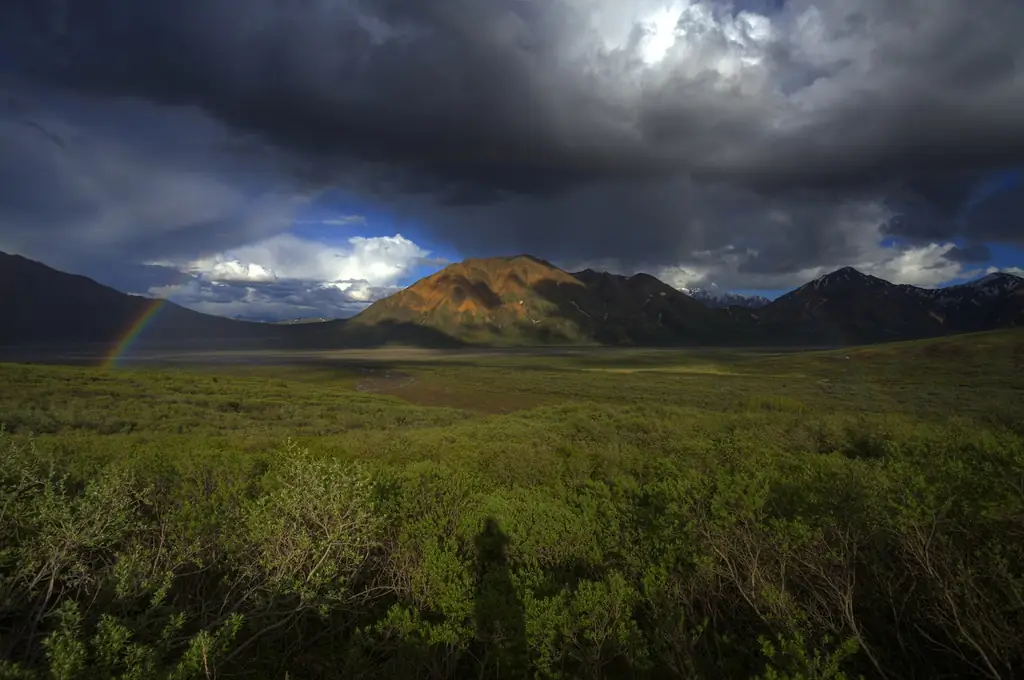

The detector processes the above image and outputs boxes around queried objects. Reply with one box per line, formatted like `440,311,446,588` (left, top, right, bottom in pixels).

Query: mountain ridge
681,283,771,309
351,257,1022,345
0,251,286,347
751,266,1022,344
348,255,747,345
1,250,1021,349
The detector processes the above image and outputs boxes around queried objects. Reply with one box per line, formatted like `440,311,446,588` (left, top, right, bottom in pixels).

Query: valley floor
1,330,1022,679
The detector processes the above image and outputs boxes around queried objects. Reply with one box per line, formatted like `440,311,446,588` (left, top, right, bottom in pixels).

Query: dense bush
2,333,1023,678
2,416,1022,679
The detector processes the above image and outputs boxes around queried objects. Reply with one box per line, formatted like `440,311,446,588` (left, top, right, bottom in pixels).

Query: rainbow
102,298,167,369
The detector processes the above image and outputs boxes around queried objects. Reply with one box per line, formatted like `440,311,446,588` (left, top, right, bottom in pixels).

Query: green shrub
2,335,1023,678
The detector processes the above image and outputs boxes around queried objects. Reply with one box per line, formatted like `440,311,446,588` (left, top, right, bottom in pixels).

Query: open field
2,330,1023,679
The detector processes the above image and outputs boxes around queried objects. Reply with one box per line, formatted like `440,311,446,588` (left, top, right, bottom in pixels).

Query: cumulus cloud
149,233,433,320
987,265,1024,278
183,232,430,286
1,0,1022,304
171,260,276,284
859,244,980,288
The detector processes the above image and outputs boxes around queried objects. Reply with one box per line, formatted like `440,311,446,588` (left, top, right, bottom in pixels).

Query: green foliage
754,633,860,680
1,330,1023,678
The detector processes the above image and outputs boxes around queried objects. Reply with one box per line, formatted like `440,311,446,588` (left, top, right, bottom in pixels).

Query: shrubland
1,330,1022,679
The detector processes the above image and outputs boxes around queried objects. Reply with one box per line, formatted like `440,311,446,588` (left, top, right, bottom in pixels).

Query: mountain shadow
532,272,762,346
474,518,528,679
272,319,468,350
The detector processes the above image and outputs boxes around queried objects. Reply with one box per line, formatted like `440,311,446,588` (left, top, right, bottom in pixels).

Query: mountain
3,250,1021,351
0,251,285,347
353,259,1021,346
752,267,1023,344
921,273,1024,329
682,284,771,309
349,255,743,345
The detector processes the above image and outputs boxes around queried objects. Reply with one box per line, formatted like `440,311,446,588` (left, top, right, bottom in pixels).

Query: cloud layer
1,0,1022,308
149,233,435,320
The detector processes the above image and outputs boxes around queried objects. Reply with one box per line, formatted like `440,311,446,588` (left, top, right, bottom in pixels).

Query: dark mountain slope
0,251,279,347
754,267,1023,344
683,285,771,309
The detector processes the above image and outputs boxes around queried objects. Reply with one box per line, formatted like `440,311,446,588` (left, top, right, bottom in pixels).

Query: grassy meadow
1,330,1023,679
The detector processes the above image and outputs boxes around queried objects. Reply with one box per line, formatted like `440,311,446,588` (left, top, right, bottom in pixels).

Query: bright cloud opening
639,5,683,65
147,232,435,321
184,233,430,288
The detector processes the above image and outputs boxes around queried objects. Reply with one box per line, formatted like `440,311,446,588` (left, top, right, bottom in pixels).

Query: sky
0,0,1022,321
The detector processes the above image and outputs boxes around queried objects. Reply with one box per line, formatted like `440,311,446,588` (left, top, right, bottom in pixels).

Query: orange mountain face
350,255,739,345
382,255,581,318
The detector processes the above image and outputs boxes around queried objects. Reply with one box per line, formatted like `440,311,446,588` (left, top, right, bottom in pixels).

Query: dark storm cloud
884,170,1024,245
2,0,1023,282
391,181,891,275
944,244,993,264
0,84,307,266
4,1,1018,179
964,186,1024,243
67,260,186,295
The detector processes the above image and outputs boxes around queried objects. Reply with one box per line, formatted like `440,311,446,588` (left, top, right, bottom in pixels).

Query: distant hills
1,250,1021,350
0,251,465,351
747,266,1024,345
0,251,285,347
681,285,771,309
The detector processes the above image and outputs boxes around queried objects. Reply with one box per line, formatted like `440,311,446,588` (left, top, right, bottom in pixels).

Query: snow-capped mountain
930,272,1022,302
681,283,771,309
